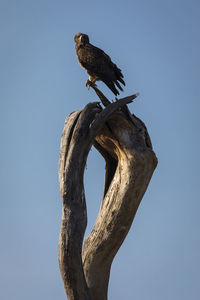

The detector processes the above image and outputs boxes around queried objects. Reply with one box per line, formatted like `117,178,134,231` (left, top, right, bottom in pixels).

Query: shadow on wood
58,90,158,300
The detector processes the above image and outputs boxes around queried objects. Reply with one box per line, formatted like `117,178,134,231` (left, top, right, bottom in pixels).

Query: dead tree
58,88,157,300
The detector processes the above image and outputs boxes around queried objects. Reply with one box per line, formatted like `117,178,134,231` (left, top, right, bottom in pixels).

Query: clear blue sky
1,0,200,299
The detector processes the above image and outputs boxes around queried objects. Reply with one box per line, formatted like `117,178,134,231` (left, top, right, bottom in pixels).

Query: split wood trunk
58,97,157,300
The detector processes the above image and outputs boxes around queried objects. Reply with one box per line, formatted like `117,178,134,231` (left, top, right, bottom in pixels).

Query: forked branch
58,94,157,300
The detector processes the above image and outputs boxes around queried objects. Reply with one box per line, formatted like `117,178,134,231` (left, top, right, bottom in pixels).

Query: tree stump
58,92,157,300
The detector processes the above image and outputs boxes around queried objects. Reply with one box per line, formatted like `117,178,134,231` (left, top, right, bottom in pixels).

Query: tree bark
58,95,157,300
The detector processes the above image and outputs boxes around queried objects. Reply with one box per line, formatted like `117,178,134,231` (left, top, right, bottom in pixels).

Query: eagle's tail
114,80,124,92
103,80,120,95
118,77,125,86
114,66,125,86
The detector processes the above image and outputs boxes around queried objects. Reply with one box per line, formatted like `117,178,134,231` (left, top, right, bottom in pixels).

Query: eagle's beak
79,35,83,41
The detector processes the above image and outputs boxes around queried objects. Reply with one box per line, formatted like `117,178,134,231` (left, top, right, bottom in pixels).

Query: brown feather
74,33,125,95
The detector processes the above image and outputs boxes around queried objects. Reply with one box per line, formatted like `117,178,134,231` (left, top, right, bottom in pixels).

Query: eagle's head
74,33,89,45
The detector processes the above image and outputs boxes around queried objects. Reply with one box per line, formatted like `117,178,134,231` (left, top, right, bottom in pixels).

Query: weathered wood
58,97,157,300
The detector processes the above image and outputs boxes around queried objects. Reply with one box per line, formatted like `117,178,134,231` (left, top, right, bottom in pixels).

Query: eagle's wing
78,44,125,95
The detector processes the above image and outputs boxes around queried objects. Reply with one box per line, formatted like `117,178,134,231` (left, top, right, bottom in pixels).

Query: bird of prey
74,32,125,96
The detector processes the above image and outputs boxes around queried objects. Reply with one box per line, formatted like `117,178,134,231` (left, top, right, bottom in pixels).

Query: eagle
74,33,125,96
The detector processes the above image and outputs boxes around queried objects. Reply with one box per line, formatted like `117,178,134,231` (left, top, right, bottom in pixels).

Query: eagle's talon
86,80,97,90
85,80,91,89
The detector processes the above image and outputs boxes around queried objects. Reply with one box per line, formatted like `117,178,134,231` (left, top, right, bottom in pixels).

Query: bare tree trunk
58,94,157,300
